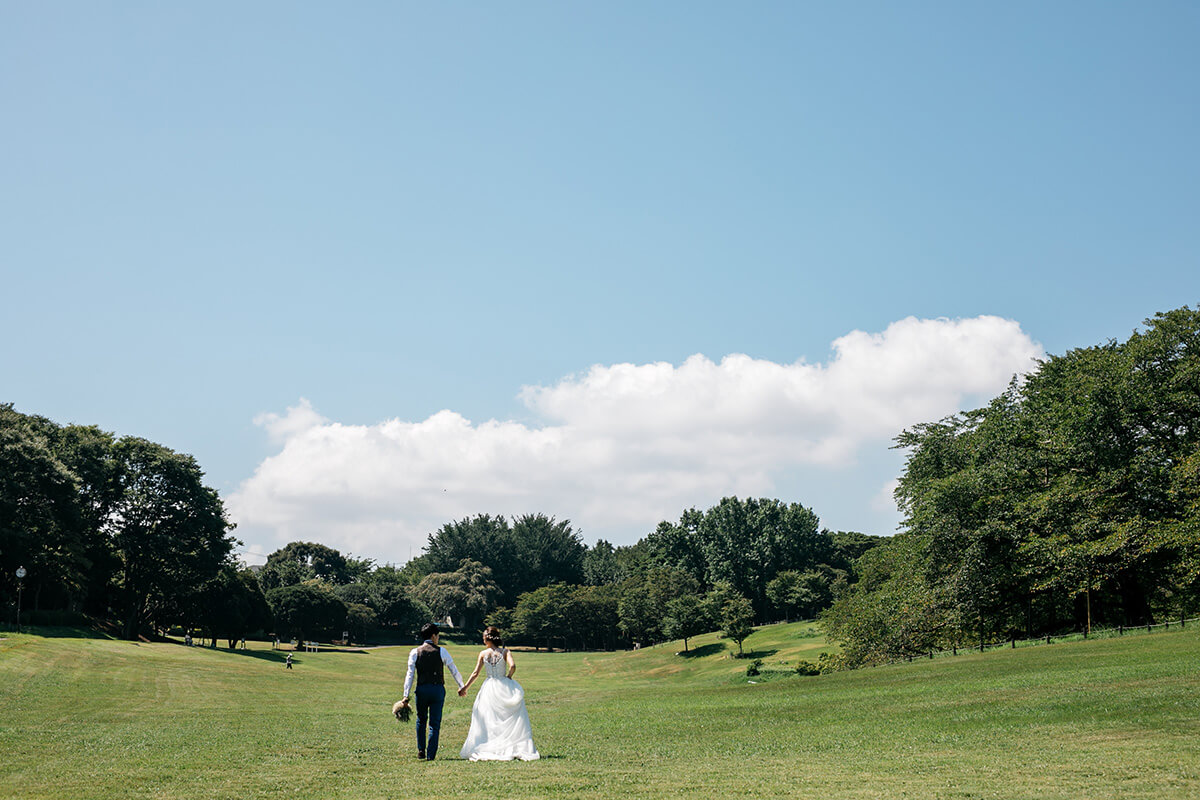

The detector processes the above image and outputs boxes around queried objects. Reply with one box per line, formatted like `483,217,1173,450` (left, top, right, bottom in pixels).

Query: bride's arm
462,651,486,692
505,648,517,679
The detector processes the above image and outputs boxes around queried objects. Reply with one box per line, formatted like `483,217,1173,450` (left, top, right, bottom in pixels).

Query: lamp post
15,566,26,633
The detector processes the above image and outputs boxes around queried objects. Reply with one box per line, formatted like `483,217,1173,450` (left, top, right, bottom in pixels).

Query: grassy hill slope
1,622,1197,799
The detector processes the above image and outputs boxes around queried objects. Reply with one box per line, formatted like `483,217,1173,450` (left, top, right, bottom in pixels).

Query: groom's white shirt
403,640,466,699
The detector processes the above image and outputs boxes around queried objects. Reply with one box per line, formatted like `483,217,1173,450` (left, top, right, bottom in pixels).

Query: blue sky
3,3,1198,565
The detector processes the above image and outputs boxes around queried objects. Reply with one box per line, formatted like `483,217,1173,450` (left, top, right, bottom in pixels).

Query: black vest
415,642,444,686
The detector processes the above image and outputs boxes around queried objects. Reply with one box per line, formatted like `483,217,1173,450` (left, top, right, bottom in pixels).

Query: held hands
458,686,468,697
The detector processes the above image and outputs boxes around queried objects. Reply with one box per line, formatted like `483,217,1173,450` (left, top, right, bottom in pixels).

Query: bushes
795,652,843,676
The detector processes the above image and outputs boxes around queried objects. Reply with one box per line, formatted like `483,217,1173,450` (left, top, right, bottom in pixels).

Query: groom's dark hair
420,623,439,641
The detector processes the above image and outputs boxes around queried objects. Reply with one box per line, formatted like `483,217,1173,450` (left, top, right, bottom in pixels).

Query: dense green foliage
411,513,586,604
475,500,882,652
266,582,348,642
826,307,1200,666
0,405,239,640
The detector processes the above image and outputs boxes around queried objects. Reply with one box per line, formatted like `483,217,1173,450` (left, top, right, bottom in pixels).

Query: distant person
285,653,293,670
396,623,466,761
459,626,540,761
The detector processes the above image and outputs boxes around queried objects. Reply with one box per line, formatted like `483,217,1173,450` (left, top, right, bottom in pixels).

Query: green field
2,622,1198,799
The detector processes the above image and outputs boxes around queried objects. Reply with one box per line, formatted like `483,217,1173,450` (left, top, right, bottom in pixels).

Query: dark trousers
414,684,446,759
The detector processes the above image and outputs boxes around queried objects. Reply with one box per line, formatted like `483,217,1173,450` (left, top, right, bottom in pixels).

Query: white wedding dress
460,647,540,761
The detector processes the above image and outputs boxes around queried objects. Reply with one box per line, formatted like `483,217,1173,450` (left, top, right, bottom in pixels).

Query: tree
193,565,272,647
822,538,946,666
617,566,699,646
582,539,626,586
420,513,589,604
510,583,574,650
661,593,712,652
509,514,586,595
266,583,347,642
0,406,87,616
419,515,518,599
570,583,621,650
345,603,376,643
259,542,352,591
719,593,755,657
412,559,499,631
107,437,236,640
828,530,889,576
648,497,830,619
766,571,803,621
825,307,1200,668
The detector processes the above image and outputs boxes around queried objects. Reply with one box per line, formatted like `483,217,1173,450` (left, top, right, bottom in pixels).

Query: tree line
243,506,882,654
1,402,881,650
824,307,1200,668
0,406,241,640
404,502,882,653
9,308,1195,662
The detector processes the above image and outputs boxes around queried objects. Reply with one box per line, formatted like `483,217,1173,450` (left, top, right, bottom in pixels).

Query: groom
399,623,467,760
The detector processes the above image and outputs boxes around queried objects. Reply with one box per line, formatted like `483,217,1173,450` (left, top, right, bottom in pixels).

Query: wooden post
1085,586,1092,638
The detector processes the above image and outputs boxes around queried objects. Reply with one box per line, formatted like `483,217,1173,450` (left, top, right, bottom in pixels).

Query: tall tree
266,582,346,642
108,437,236,640
829,307,1200,667
718,593,755,657
259,541,353,590
412,559,499,631
582,539,626,586
661,593,712,652
0,406,85,615
509,514,586,595
419,514,519,600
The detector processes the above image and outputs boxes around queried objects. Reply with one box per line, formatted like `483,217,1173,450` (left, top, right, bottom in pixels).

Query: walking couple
397,623,540,761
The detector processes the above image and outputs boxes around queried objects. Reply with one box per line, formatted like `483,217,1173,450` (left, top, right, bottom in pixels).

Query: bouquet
392,700,411,723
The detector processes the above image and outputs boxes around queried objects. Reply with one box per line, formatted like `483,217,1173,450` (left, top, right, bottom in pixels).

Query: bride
459,626,540,761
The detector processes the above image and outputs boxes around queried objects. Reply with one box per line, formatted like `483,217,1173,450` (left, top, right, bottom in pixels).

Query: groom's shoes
417,751,425,760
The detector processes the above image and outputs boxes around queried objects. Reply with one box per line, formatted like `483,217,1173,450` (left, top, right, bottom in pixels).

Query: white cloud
252,398,328,445
871,477,902,514
227,316,1043,564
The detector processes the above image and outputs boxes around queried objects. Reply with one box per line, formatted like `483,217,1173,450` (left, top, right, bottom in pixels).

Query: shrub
795,659,820,676
816,651,846,673
745,658,762,677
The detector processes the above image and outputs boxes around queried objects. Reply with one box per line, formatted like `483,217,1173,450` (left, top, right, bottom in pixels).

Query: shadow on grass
5,625,117,640
677,642,726,658
738,648,779,660
180,646,374,664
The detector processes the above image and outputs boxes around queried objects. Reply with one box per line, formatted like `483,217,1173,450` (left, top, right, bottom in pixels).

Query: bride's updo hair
483,626,503,646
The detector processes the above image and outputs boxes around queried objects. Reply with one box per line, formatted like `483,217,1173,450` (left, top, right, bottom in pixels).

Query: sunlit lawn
1,621,1197,799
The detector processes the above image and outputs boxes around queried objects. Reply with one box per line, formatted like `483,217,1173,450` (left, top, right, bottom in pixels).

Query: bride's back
481,647,507,679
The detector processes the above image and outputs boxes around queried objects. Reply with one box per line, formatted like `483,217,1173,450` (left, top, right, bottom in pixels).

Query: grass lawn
1,621,1197,799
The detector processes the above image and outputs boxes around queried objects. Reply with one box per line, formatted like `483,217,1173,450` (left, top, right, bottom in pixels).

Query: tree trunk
122,594,145,640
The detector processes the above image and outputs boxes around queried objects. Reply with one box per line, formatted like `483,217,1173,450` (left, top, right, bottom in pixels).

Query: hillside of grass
2,621,1198,799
